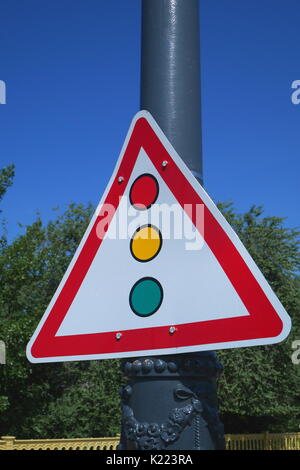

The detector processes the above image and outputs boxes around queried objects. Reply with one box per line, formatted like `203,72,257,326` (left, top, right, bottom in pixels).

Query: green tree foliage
0,164,15,246
0,188,299,437
216,203,300,432
0,164,14,204
0,164,15,411
0,203,125,438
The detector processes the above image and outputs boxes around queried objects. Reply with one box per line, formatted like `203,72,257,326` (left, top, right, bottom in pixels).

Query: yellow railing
225,432,300,450
0,433,300,450
0,435,119,450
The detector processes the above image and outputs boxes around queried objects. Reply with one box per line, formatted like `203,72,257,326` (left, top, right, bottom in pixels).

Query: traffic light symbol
130,225,162,262
129,174,163,317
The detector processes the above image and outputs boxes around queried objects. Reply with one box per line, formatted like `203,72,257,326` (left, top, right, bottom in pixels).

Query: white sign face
26,111,291,363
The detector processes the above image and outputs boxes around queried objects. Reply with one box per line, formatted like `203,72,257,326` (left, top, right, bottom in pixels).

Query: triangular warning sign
26,111,291,363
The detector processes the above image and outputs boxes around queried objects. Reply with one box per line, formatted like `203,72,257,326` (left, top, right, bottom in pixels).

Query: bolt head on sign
26,111,291,363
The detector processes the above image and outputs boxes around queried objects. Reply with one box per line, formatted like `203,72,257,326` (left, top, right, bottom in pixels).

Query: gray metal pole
140,0,203,183
119,0,224,451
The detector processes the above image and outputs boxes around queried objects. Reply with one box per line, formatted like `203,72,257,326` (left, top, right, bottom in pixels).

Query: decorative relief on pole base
118,353,225,450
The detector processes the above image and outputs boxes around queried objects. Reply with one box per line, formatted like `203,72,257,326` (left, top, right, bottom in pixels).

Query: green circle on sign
129,277,163,317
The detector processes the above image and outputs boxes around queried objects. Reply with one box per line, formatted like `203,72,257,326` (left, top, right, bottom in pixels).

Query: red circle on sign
129,173,159,210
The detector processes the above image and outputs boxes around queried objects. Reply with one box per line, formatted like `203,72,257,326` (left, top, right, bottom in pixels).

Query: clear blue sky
0,0,299,241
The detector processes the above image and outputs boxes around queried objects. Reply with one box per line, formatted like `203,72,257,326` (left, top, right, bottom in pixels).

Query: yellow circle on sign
130,225,162,262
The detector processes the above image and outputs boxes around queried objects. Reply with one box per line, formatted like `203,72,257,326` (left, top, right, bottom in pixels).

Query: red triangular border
28,114,288,360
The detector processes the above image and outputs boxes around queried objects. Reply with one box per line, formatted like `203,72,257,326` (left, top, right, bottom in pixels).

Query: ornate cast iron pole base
118,352,225,450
